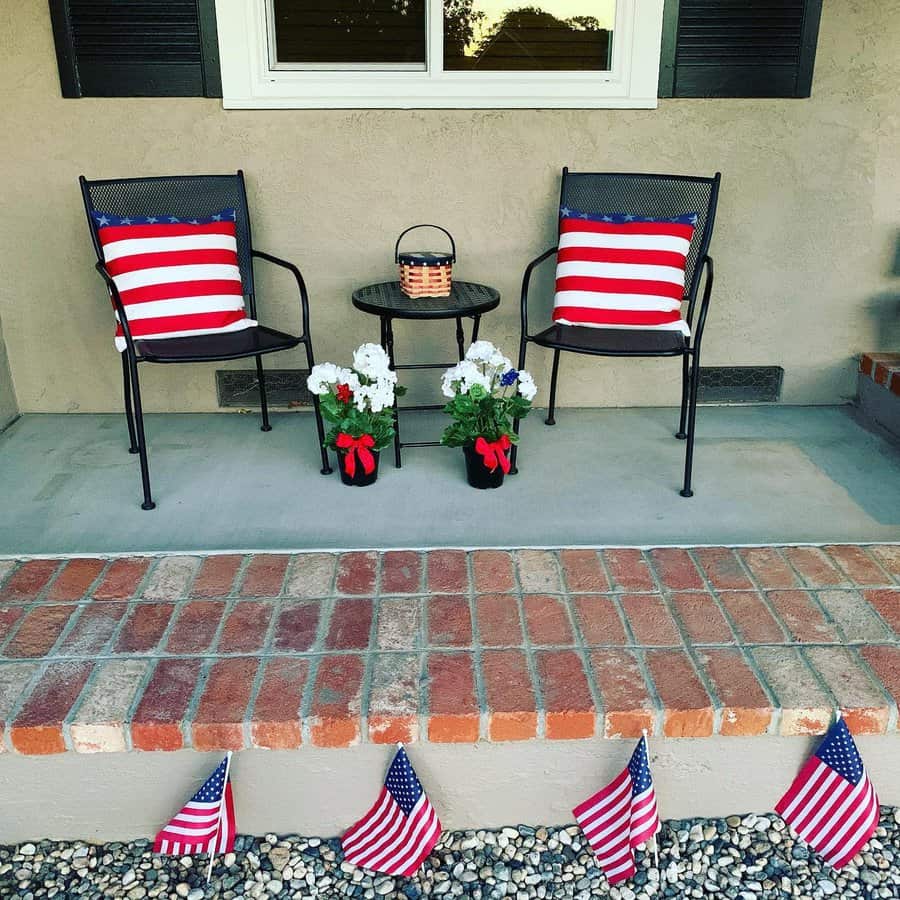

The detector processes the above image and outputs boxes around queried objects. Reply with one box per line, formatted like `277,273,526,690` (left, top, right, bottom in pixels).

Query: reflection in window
444,1,615,71
272,0,427,67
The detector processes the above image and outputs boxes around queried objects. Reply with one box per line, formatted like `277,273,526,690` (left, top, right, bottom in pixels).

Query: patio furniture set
79,169,720,510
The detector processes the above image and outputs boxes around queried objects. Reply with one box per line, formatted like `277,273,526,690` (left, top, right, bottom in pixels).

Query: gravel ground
2,810,898,900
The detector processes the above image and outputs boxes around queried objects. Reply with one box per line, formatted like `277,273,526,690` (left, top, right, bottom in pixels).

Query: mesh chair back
80,173,255,294
560,171,720,303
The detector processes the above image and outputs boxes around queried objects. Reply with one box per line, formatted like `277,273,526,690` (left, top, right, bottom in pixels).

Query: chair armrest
691,255,714,350
521,246,557,339
251,249,311,337
93,261,138,353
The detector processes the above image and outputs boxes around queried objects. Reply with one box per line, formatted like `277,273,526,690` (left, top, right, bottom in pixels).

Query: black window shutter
49,0,222,98
659,0,823,98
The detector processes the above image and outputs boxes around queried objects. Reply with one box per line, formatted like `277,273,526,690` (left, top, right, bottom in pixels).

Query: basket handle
395,224,456,263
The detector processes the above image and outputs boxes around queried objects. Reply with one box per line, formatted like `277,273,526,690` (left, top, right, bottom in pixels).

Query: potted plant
440,341,537,489
307,343,403,486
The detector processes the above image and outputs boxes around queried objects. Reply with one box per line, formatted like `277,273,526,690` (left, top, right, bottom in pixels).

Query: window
215,0,666,108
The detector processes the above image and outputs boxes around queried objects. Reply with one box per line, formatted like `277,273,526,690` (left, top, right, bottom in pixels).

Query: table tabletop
351,281,500,320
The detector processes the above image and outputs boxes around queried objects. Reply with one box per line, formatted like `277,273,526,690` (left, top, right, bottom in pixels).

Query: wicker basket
396,225,456,299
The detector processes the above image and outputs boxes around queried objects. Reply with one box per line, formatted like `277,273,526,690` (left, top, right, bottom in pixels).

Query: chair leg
676,352,689,440
127,356,155,510
305,339,333,475
546,348,561,426
121,353,139,454
680,353,701,498
509,336,528,475
256,355,272,432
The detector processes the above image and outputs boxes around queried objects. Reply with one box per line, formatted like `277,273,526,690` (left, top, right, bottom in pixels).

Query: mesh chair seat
532,323,688,357
135,325,302,363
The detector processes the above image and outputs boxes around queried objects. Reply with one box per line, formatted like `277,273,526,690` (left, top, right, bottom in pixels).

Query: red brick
559,550,609,593
426,550,469,593
325,598,373,650
251,657,309,749
670,592,734,644
523,594,573,645
191,555,243,598
536,650,596,739
285,553,336,599
472,550,516,593
166,601,226,653
516,550,561,593
368,653,420,744
47,559,105,601
766,591,840,643
476,594,523,646
869,545,900,579
0,605,25,639
0,560,59,602
824,545,891,587
92,558,150,600
336,552,377,595
602,549,655,592
782,547,849,588
131,658,202,751
718,591,786,644
646,650,714,737
192,657,258,750
10,661,92,754
309,655,365,747
692,548,753,591
588,649,656,738
240,554,289,597
481,650,537,741
619,594,681,646
376,597,420,650
859,353,875,377
0,662,40,746
218,600,275,653
873,359,900,385
573,595,627,645
864,589,900,635
891,372,900,397
426,653,479,742
113,602,174,653
58,603,126,655
860,646,900,713
427,595,472,647
274,601,320,652
5,605,75,658
381,551,422,594
649,548,704,590
695,649,772,735
738,548,800,590
805,647,889,734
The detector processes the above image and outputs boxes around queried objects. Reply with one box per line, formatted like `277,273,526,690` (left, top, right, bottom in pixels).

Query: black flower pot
337,449,380,486
463,444,506,489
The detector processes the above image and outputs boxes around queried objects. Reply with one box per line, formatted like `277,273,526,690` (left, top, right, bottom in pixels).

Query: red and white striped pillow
553,212,696,335
92,210,256,351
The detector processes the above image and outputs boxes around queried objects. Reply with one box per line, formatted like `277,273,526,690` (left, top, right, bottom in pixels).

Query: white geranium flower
517,370,538,402
307,362,340,395
465,340,499,364
353,343,392,379
335,368,360,391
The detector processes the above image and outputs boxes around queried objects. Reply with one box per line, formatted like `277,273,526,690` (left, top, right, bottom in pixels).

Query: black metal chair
80,171,332,510
511,169,721,496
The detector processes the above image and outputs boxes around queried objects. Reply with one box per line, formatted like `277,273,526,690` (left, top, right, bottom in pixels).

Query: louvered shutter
659,0,823,98
49,0,221,97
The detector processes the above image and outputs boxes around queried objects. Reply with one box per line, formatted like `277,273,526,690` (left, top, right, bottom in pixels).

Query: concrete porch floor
0,406,899,556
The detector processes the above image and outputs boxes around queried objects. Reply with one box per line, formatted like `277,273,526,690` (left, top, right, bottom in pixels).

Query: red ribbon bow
475,435,511,474
336,432,376,478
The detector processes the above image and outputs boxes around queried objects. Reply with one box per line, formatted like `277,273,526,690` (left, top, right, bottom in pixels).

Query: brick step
860,352,900,395
0,546,899,755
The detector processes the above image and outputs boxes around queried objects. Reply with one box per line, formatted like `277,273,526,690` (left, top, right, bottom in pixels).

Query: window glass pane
444,1,615,70
272,1,426,66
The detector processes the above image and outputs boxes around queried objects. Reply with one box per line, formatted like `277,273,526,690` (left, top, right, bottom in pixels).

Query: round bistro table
351,281,501,467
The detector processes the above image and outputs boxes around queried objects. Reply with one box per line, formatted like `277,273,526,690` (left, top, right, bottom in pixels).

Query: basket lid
398,250,454,266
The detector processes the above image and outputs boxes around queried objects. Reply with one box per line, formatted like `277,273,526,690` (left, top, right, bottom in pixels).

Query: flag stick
206,751,233,886
642,730,660,878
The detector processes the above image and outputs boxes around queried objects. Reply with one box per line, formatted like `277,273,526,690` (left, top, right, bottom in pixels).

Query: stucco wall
0,1,897,414
0,314,18,429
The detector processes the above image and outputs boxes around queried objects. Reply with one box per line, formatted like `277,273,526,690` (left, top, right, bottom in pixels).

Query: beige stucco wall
0,313,18,428
0,1,897,414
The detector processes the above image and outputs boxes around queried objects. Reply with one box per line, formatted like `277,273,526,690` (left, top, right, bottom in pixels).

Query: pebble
1,808,898,898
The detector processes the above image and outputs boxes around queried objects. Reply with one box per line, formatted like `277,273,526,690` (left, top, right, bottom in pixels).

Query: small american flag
573,736,660,885
342,745,442,876
154,755,236,856
775,718,880,869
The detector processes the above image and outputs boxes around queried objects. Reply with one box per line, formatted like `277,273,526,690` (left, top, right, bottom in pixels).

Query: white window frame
215,0,665,109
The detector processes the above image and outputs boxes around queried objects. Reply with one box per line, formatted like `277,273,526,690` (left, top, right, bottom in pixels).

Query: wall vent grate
698,366,784,403
216,369,312,408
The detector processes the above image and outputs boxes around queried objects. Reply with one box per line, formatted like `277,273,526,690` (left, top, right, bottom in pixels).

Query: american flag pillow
92,209,256,351
553,211,697,335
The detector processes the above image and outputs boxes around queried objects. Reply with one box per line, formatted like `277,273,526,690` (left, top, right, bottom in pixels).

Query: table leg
471,314,482,344
384,316,402,468
455,316,466,360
